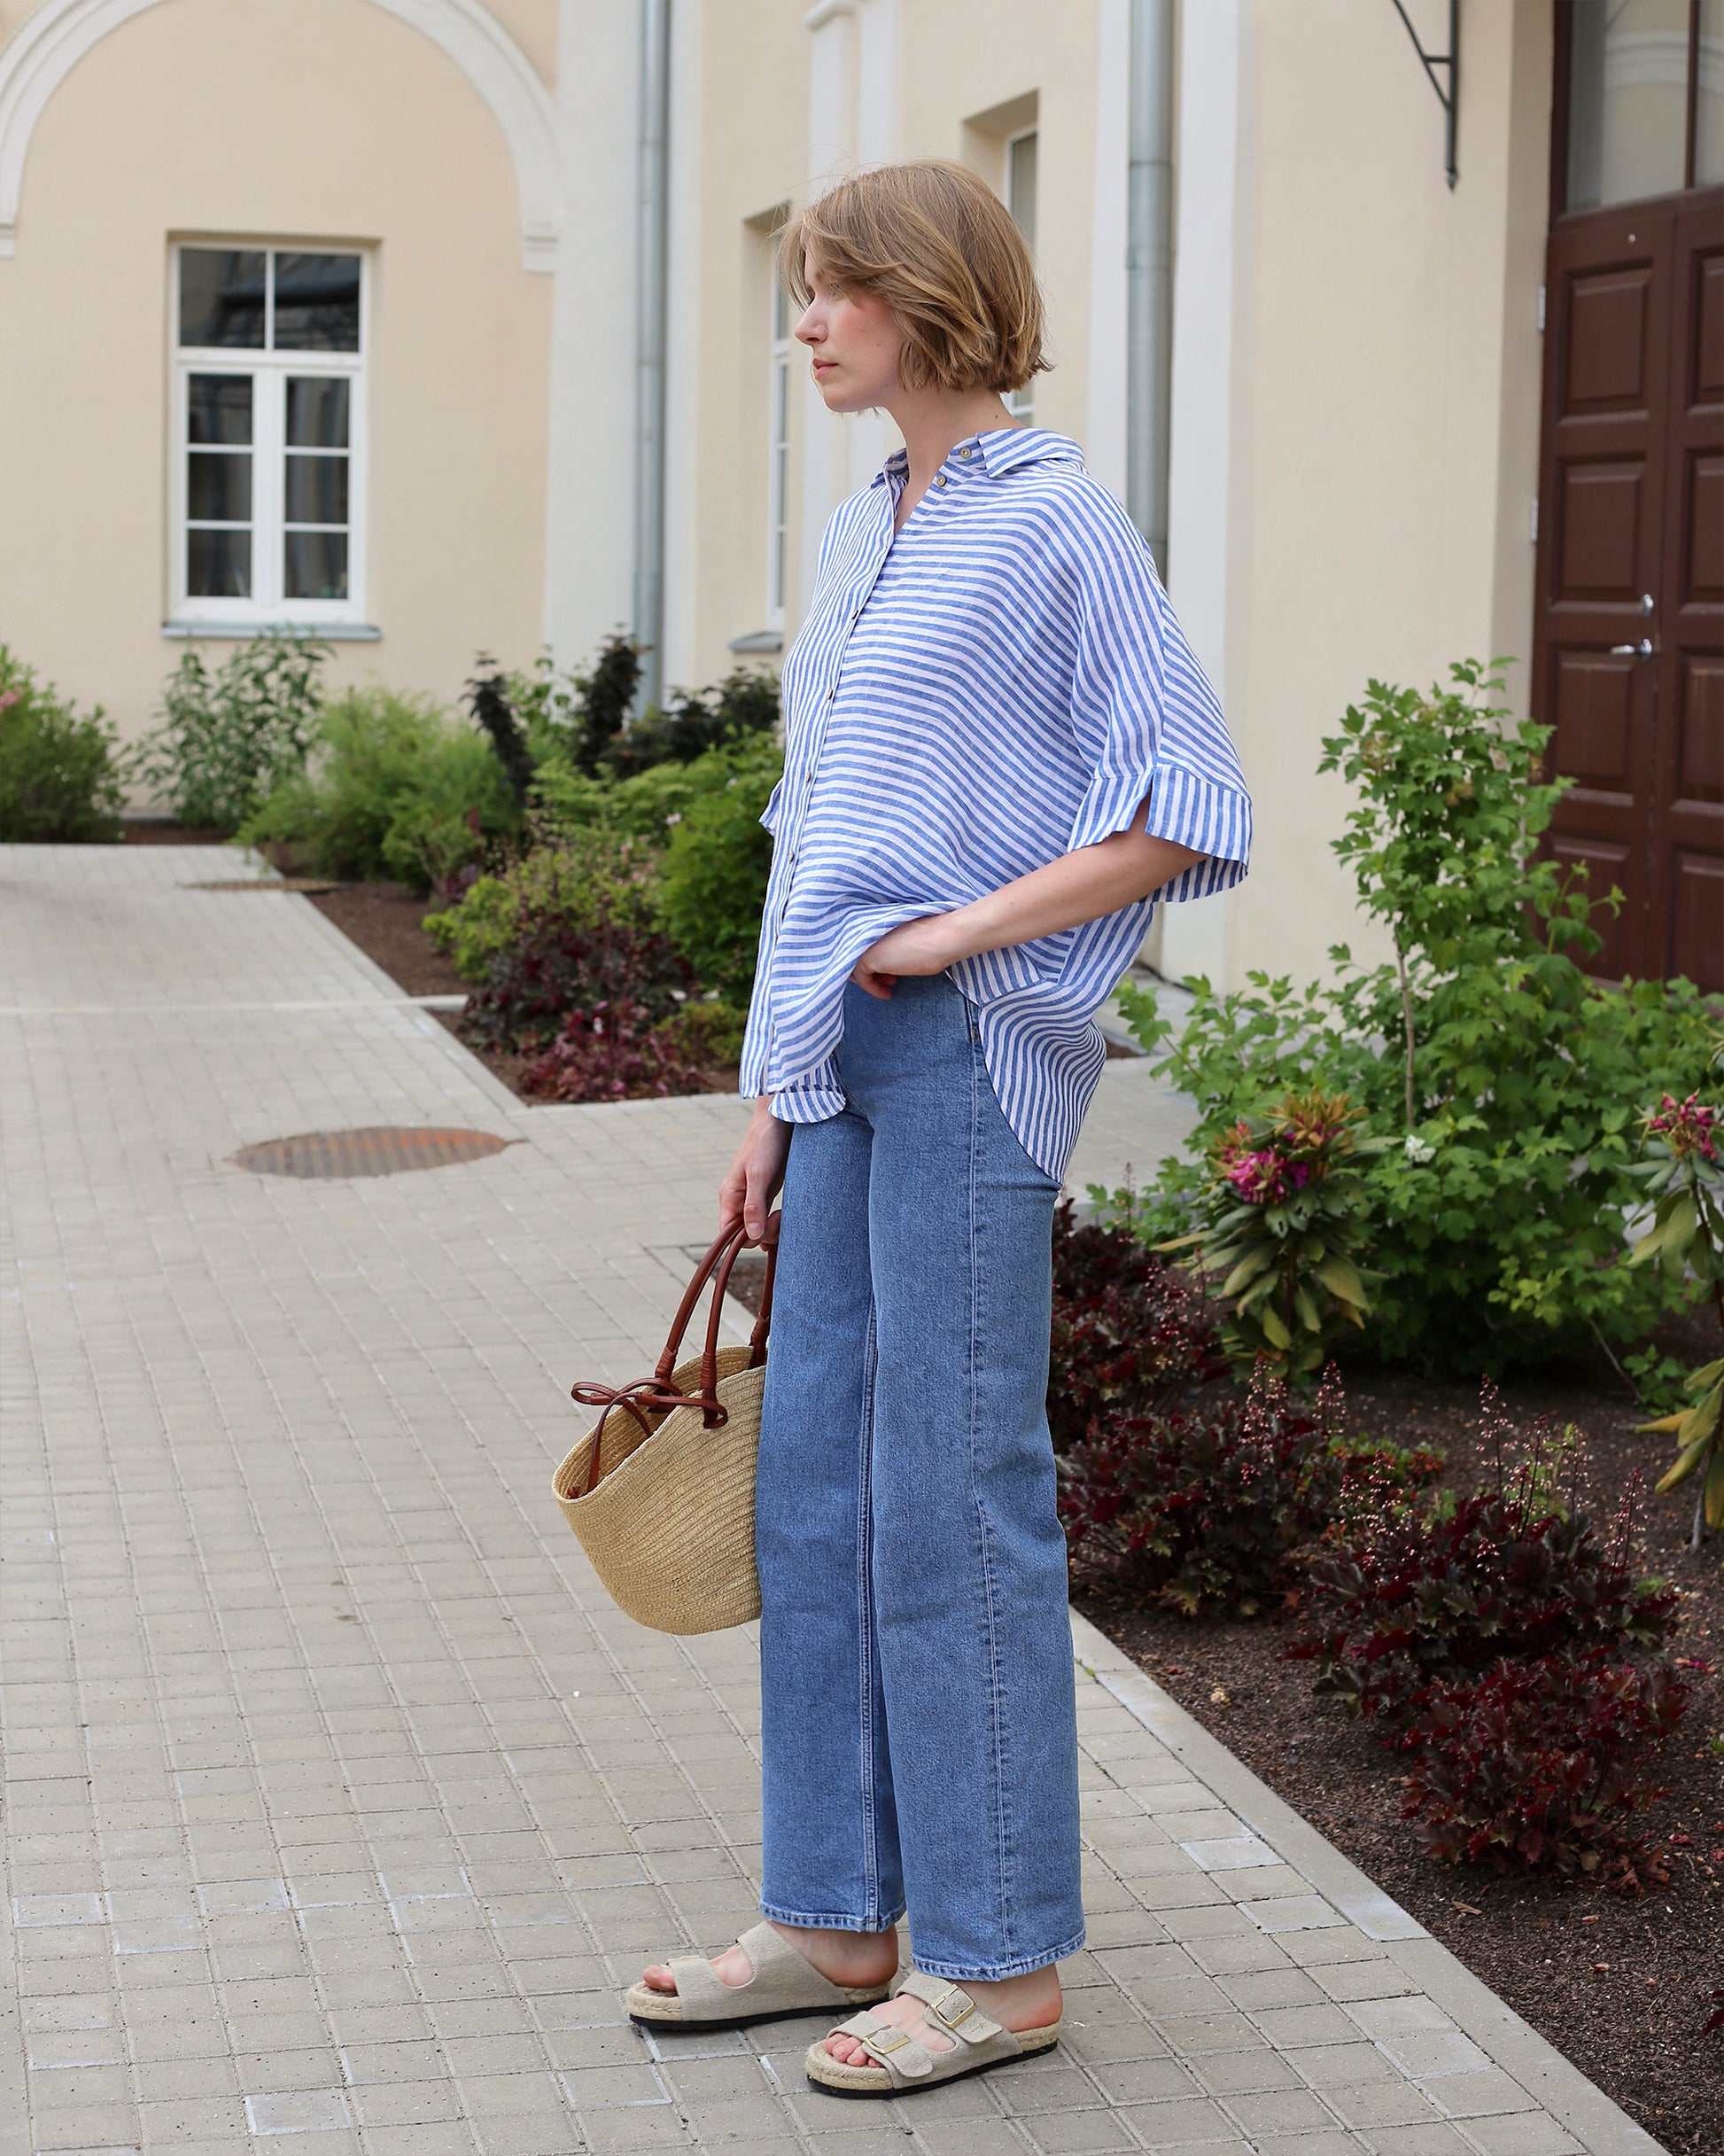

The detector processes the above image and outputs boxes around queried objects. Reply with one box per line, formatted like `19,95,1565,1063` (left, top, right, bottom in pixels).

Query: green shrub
656,736,782,1004
131,635,325,831
1114,663,1719,1371
0,648,123,842
425,829,663,982
656,999,748,1070
238,688,520,891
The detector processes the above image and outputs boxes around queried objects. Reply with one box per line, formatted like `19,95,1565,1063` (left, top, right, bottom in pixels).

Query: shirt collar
871,427,1083,489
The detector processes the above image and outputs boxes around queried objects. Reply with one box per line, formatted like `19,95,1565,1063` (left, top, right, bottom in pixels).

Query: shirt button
934,472,948,487
960,446,973,459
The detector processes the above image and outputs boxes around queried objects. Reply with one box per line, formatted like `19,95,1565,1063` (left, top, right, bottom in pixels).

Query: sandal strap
893,1969,1004,2045
669,1921,853,2019
830,2007,938,2082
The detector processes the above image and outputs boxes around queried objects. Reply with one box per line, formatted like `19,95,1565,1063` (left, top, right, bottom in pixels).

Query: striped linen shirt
738,426,1252,1180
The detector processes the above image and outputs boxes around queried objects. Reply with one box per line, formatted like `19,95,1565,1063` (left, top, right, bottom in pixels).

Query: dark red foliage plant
1058,1366,1380,1619
1395,1648,1687,1885
1048,1200,1225,1452
517,1000,713,1105
460,906,696,1056
1291,1384,1689,1884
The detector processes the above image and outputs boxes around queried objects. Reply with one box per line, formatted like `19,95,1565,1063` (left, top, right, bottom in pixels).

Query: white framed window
169,245,368,629
1005,128,1037,423
765,270,791,628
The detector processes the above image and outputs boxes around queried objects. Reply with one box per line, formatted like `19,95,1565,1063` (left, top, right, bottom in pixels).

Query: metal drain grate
234,1127,516,1178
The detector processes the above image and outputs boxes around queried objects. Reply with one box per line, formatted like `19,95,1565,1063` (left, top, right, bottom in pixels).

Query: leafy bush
1059,1367,1437,1618
1049,1201,1224,1452
510,634,642,774
656,1000,748,1070
1293,1402,1677,1726
459,909,695,1057
1163,1090,1384,1388
533,733,781,847
0,649,123,842
655,736,782,1003
1116,663,1719,1371
602,668,780,778
238,689,520,891
132,636,325,831
1396,1647,1688,1883
516,1001,716,1103
425,829,663,982
1291,1393,1689,1882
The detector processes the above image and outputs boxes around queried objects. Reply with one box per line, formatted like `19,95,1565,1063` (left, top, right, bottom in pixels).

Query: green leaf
1314,1253,1369,1308
1656,1436,1712,1492
1707,1446,1724,1533
1293,1284,1322,1333
1261,1305,1292,1350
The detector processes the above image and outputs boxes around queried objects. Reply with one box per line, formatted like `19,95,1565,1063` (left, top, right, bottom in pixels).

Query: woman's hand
718,1099,792,1241
850,915,958,1000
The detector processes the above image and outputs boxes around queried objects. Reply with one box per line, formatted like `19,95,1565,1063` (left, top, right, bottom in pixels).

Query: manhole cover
234,1127,516,1178
188,878,345,893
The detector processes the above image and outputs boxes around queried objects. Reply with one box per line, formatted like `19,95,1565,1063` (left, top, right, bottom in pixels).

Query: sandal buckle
930,1985,975,2028
868,2027,911,2051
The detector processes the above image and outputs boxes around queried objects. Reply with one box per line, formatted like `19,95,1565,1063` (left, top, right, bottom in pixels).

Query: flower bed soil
305,882,742,1101
1077,1366,1723,2153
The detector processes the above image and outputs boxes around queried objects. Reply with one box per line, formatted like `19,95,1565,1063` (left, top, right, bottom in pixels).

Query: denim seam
967,1011,1016,1965
759,1899,908,1935
856,1302,883,1930
909,1921,1088,1986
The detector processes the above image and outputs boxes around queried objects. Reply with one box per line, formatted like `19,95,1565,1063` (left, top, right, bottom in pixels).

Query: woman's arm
718,1099,793,1241
851,798,1201,1000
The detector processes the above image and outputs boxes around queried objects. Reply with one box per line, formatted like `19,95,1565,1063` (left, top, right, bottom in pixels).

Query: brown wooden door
1534,187,1724,992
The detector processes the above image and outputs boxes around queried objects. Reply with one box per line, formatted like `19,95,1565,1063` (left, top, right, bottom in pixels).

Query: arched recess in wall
0,0,561,267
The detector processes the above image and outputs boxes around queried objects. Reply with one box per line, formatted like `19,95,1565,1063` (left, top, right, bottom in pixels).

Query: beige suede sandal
626,1920,896,2030
804,1968,1060,2096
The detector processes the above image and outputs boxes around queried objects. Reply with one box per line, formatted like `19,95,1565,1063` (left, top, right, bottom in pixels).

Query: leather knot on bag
552,1213,778,1633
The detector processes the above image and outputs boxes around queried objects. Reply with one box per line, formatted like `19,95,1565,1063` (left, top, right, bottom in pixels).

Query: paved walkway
0,846,1664,2156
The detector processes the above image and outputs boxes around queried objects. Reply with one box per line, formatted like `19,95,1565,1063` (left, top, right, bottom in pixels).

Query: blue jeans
755,974,1084,1982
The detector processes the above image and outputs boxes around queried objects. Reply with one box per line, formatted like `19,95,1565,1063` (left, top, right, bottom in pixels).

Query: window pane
283,529,348,601
285,455,348,525
187,527,252,598
188,451,252,523
1698,0,1724,185
286,376,350,448
180,249,266,347
272,253,361,351
1008,131,1038,253
1566,0,1691,210
187,373,252,446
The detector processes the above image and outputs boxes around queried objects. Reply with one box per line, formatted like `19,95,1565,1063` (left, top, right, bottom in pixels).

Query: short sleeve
1064,484,1252,902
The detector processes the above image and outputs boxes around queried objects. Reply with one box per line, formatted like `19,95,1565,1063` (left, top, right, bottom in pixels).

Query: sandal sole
805,2020,1060,2096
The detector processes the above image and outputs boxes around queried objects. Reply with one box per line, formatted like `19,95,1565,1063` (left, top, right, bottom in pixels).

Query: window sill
162,620,381,642
728,629,783,654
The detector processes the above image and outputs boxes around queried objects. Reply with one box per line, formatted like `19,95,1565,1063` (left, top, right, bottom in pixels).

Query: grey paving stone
0,849,1666,2156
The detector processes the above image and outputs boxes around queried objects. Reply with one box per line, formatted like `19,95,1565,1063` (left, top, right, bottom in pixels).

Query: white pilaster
1085,0,1131,502
1159,0,1250,988
544,0,639,668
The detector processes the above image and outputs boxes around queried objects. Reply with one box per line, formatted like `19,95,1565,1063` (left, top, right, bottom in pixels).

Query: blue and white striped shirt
738,427,1252,1180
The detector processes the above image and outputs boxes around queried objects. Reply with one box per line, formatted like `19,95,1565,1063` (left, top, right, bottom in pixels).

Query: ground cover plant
0,646,124,842
1292,1391,1689,1886
1113,662,1719,1374
133,635,326,832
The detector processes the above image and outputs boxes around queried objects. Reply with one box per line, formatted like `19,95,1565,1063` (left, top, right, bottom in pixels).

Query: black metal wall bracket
1390,0,1460,188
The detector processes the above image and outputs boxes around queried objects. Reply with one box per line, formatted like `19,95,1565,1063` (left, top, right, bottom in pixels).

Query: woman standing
630,160,1250,2099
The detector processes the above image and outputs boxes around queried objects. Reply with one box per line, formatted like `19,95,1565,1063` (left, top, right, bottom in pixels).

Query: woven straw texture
552,1344,764,1634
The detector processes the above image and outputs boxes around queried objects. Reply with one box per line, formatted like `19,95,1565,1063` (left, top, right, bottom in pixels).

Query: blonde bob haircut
780,160,1049,396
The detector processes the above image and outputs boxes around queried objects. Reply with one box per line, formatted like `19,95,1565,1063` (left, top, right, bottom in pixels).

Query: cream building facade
2,0,1719,993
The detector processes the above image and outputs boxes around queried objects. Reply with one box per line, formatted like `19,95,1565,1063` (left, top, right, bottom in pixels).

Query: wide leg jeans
755,975,1084,1981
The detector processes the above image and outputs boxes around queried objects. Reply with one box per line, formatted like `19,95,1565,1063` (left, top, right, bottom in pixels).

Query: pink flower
1647,1093,1718,1163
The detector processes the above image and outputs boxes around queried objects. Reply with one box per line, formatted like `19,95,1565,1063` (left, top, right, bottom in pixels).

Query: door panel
1534,186,1724,992
1656,194,1724,989
1534,206,1670,977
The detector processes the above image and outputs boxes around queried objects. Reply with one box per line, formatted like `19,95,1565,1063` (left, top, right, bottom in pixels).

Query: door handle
1610,639,1657,658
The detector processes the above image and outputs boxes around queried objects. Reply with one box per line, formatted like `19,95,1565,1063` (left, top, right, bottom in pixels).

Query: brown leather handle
570,1211,780,1486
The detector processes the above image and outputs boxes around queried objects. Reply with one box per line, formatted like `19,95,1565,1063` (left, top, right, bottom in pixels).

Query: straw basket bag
551,1215,778,1635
